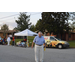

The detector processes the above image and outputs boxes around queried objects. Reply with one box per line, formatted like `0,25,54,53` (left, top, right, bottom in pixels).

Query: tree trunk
4,30,6,38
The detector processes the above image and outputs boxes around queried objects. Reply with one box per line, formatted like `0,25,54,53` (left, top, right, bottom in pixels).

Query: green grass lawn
68,41,75,48
14,36,35,46
15,36,35,42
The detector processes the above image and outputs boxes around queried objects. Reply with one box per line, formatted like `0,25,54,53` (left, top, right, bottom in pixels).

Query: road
0,45,75,62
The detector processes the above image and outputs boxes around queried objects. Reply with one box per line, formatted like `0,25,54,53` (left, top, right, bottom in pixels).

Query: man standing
32,31,46,62
7,35,11,46
12,36,15,46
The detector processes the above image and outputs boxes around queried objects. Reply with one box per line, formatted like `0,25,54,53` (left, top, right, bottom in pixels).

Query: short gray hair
38,31,42,34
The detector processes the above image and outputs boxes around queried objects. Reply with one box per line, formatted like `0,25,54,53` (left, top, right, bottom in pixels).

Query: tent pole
27,36,28,47
14,36,15,46
14,39,15,46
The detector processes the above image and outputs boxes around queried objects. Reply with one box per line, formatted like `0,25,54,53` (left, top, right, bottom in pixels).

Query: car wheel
58,44,63,49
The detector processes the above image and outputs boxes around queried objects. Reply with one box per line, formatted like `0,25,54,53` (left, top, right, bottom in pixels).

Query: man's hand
31,45,33,48
44,43,46,48
44,46,46,48
31,42,34,48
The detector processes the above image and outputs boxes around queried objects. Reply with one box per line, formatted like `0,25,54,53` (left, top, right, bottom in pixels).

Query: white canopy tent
14,29,38,47
14,29,38,36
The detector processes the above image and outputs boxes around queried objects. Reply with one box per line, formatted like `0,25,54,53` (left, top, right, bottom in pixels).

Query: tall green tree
35,19,42,31
41,12,70,35
15,12,31,31
1,24,9,38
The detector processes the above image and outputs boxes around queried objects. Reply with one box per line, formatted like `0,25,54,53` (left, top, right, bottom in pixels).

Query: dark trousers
12,41,14,46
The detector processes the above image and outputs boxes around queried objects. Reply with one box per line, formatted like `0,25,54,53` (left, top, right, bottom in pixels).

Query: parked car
44,36,69,49
0,37,3,44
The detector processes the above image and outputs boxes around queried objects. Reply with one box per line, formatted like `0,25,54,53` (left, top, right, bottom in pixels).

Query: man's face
38,32,42,37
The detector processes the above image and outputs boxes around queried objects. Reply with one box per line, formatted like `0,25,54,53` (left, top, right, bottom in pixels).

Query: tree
13,27,18,31
69,12,75,31
70,22,75,31
69,12,75,21
41,12,70,35
35,19,43,32
29,25,35,32
1,24,9,31
1,24,9,38
15,12,31,31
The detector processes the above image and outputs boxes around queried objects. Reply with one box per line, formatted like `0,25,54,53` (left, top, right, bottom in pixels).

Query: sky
0,12,42,30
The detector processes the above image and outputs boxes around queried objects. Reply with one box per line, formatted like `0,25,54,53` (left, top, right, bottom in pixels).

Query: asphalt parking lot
0,45,75,62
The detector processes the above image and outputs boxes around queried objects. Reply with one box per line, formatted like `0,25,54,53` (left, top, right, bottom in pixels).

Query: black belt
36,44,43,46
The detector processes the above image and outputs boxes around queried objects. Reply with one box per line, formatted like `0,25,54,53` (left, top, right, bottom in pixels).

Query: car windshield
55,37,61,41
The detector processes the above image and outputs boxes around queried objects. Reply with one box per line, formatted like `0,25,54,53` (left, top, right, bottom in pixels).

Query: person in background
2,38,5,45
24,38,27,43
23,37,27,47
4,38,7,44
7,35,11,46
12,36,15,46
4,38,6,42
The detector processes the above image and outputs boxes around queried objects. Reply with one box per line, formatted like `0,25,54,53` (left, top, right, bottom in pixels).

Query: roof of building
0,30,17,33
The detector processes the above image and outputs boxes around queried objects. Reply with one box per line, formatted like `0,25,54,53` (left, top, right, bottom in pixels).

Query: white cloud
0,21,17,30
6,22,17,30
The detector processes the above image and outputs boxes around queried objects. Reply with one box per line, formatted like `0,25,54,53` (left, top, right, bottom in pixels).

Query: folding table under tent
14,29,38,47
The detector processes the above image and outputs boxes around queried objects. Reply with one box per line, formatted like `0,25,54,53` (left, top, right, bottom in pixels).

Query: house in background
45,31,75,41
65,31,75,41
0,30,17,38
35,30,75,41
